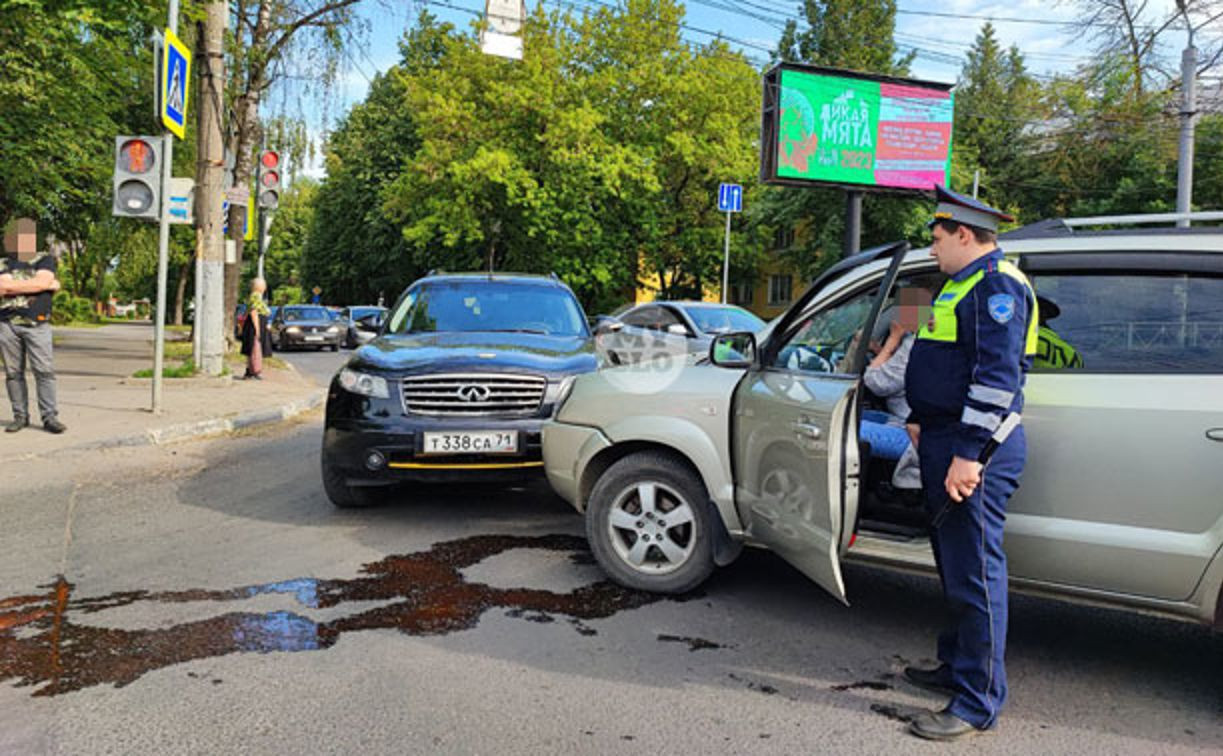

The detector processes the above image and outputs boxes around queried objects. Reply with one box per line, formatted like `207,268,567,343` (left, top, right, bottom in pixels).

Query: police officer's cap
927,185,1014,233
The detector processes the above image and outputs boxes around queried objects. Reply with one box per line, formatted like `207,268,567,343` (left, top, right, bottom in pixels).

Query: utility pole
152,0,180,414
195,1,227,375
1175,4,1198,229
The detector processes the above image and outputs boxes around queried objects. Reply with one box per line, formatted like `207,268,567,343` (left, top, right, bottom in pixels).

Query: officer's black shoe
5,418,28,433
43,418,67,434
903,664,956,696
908,708,987,742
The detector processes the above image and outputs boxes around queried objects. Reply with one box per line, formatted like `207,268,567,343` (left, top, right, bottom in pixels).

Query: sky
287,0,1204,177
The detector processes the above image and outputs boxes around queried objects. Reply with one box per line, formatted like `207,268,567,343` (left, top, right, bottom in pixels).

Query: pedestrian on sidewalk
240,277,272,380
0,217,66,434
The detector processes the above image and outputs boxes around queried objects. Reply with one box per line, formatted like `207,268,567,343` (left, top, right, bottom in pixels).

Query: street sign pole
716,183,742,305
721,210,731,305
153,0,185,413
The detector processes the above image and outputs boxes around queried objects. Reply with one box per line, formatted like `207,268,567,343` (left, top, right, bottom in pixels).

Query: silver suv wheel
586,451,716,594
606,481,696,575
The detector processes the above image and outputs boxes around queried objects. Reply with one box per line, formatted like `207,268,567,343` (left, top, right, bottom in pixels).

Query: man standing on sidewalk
0,217,66,434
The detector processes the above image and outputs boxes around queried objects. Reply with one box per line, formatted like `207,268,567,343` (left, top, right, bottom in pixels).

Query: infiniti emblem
457,384,491,402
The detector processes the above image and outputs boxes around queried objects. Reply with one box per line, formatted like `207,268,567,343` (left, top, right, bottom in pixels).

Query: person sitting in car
860,282,939,494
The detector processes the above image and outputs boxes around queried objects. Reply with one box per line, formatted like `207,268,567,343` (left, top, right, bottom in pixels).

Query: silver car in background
543,214,1223,630
593,301,765,365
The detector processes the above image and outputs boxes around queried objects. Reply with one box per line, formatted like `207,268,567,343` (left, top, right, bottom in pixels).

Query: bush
272,285,303,306
52,292,98,325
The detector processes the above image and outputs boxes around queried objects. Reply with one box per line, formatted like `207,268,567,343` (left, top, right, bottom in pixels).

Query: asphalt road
0,369,1219,754
274,342,352,387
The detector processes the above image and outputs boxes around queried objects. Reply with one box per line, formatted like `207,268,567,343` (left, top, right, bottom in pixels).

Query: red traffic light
260,150,280,169
118,139,156,174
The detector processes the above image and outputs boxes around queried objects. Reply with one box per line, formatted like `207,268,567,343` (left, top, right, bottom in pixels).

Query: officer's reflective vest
917,259,1039,356
1035,325,1083,369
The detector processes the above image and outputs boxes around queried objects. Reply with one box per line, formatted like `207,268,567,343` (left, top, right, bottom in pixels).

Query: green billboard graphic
763,65,955,193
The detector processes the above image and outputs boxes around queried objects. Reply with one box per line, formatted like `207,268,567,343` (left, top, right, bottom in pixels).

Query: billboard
760,63,955,193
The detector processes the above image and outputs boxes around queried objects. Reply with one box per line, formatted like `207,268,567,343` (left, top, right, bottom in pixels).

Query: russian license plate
422,431,518,455
304,335,324,342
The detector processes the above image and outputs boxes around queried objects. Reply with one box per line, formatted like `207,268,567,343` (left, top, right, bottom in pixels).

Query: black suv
321,272,598,507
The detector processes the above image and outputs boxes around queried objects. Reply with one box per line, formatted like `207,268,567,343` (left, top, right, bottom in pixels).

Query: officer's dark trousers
918,423,1025,729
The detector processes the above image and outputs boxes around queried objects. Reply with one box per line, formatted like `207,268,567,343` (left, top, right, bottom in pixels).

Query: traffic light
256,149,281,210
113,136,161,220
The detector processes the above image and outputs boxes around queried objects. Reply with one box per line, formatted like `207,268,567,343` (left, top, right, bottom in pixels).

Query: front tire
586,451,716,594
321,459,377,508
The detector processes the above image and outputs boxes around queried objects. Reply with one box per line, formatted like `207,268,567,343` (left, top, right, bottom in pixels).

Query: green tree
301,13,441,306
953,24,1042,215
260,178,317,301
367,1,761,311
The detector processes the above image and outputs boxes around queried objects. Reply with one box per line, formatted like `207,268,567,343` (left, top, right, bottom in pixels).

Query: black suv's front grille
401,373,546,416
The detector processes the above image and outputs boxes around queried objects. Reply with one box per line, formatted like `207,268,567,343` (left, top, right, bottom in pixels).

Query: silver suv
543,213,1223,629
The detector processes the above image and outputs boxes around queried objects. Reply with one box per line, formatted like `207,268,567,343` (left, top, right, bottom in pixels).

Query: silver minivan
543,215,1223,629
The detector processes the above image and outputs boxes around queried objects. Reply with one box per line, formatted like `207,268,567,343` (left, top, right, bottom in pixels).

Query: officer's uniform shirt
905,248,1037,462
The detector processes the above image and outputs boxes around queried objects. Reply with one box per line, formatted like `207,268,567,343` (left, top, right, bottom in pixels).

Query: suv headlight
544,375,577,415
338,367,389,399
326,325,340,333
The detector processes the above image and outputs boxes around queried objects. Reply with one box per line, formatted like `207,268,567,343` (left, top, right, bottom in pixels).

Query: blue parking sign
161,28,191,139
717,183,743,213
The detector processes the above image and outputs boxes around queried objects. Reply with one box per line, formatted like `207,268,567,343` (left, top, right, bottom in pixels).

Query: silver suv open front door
729,244,908,603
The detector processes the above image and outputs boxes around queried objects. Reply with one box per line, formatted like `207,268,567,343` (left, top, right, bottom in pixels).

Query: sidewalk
0,322,323,461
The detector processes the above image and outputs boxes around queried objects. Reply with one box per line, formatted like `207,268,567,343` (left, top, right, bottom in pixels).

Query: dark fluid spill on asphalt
831,680,893,692
656,634,731,652
0,534,665,697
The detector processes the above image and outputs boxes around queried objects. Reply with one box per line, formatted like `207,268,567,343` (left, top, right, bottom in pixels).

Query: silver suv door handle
1207,428,1223,443
793,422,822,440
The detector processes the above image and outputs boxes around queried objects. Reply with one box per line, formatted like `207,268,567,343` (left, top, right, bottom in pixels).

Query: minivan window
1031,273,1223,373
389,282,588,337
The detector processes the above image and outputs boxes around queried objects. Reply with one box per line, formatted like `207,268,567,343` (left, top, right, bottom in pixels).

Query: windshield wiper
484,328,549,334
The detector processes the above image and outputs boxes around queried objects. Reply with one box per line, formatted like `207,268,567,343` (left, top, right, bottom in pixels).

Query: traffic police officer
902,186,1037,741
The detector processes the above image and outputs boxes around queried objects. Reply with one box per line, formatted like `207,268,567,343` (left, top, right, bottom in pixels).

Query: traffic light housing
256,149,281,210
113,136,161,220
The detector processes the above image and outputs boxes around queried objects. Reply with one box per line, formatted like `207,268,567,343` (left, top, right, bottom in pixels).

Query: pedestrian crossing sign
161,28,190,139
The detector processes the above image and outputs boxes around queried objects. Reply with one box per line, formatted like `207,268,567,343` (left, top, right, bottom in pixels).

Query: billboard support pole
843,190,862,259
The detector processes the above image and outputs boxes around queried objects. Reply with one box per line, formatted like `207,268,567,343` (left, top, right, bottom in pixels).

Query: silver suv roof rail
1061,211,1223,228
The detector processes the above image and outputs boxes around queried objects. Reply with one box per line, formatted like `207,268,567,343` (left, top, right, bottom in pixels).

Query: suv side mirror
710,332,756,368
592,316,623,336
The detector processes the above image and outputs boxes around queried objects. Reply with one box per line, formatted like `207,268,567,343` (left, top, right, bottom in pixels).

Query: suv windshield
388,281,589,337
283,307,330,321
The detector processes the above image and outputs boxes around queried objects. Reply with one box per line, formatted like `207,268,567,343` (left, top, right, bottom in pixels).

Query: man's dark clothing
904,248,1036,730
0,252,56,325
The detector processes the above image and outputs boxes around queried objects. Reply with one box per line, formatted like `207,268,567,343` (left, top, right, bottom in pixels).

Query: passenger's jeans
0,320,58,423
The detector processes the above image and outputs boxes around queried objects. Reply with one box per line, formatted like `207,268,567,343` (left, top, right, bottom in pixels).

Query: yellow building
627,227,805,320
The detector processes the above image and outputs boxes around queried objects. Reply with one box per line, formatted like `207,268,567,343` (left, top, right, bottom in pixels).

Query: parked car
336,306,388,349
594,301,766,366
543,215,1223,630
269,304,342,351
321,272,598,507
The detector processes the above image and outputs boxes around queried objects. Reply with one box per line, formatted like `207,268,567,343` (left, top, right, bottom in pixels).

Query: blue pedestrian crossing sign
161,28,191,139
717,183,743,213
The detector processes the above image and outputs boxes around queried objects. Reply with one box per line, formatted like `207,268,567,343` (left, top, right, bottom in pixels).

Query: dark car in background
269,304,342,351
320,273,598,507
595,301,765,365
337,306,388,349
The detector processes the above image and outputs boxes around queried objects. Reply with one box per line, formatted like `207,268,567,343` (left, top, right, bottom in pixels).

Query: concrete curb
24,390,326,458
